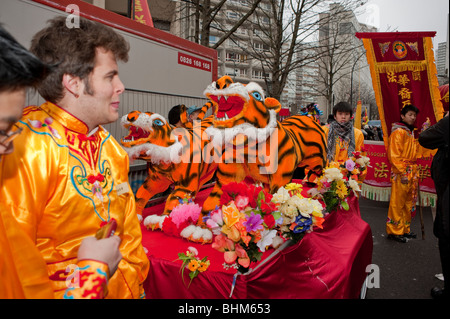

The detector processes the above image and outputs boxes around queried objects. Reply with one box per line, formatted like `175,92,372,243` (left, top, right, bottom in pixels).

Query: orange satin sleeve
0,202,54,298
387,128,417,175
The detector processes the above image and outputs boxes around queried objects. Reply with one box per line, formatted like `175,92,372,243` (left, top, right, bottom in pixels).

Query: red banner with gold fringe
355,32,444,148
361,141,436,206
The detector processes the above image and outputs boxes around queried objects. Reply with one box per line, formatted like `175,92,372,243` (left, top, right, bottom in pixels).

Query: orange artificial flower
188,259,199,272
198,260,210,272
222,224,241,242
222,203,242,228
313,216,325,229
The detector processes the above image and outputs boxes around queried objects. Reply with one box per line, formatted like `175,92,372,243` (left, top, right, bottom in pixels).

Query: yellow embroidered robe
386,124,419,235
0,102,149,298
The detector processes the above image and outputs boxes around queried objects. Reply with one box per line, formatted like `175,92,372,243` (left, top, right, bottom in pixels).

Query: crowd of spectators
362,124,383,141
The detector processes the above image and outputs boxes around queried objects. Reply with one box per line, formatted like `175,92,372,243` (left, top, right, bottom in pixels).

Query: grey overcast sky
358,0,449,47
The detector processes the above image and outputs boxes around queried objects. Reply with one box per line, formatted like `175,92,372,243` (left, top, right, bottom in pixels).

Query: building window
239,69,248,77
225,67,238,77
227,11,239,20
252,70,269,79
226,53,248,63
319,25,329,38
259,2,271,10
339,22,355,35
226,52,239,62
209,36,218,45
254,42,270,52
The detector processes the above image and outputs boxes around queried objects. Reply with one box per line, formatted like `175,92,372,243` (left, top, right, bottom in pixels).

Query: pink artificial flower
187,246,198,256
345,159,355,171
206,209,223,234
224,251,237,264
212,234,235,253
170,202,201,228
235,195,249,210
321,180,331,188
235,244,250,268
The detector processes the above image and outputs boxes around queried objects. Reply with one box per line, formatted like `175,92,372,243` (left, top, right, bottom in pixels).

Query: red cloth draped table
141,183,373,299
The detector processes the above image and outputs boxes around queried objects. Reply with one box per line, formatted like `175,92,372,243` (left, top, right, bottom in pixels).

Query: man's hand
78,236,122,277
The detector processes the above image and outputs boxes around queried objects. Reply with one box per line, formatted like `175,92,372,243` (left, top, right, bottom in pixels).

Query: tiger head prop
120,110,182,164
204,75,281,130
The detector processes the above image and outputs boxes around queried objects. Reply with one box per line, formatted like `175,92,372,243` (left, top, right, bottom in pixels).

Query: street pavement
358,196,443,299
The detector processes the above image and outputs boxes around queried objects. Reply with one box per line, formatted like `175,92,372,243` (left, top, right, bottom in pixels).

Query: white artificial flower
271,236,285,249
280,195,302,218
187,246,198,256
297,198,314,218
271,187,291,204
324,167,343,182
356,156,371,167
348,179,361,196
256,229,277,252
309,198,324,214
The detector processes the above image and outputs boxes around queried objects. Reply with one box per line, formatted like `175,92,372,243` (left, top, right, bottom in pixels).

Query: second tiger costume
201,76,327,214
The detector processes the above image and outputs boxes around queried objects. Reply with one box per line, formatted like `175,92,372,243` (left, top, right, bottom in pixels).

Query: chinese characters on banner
355,32,444,206
355,32,444,147
132,0,154,27
361,142,436,207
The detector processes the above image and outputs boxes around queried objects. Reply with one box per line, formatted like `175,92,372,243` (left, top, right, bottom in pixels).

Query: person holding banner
386,104,421,243
419,113,449,299
323,102,366,182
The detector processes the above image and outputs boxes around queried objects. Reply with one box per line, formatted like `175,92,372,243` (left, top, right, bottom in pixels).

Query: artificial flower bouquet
206,182,279,271
206,181,326,271
345,151,371,183
313,151,370,213
273,183,325,243
143,195,213,244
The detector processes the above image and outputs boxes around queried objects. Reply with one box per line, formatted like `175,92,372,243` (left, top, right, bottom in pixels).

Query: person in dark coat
419,113,449,299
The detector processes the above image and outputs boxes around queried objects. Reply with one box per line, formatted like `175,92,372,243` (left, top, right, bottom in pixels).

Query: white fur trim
121,112,166,131
124,139,182,164
203,81,251,101
205,109,278,148
143,215,167,228
180,225,213,242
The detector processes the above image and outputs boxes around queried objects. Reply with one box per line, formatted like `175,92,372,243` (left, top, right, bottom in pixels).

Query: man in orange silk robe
0,17,148,298
322,102,366,182
386,104,421,243
0,23,123,299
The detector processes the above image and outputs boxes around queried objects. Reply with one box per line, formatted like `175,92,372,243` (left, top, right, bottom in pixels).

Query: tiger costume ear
265,97,281,114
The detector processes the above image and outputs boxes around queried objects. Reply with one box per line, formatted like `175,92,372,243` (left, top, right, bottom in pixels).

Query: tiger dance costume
201,76,327,215
120,103,217,220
